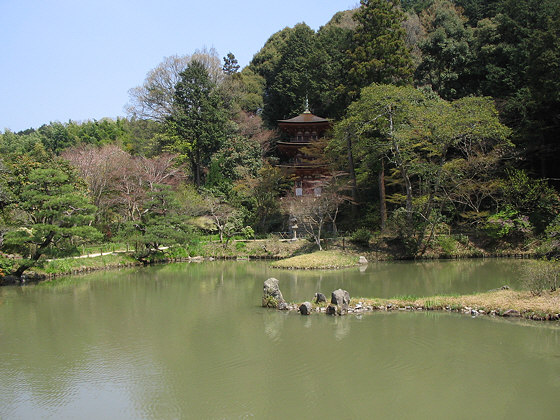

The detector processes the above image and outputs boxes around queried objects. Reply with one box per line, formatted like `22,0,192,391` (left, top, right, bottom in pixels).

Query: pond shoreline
0,254,286,286
3,252,558,322
0,251,537,286
273,289,560,322
1,234,545,285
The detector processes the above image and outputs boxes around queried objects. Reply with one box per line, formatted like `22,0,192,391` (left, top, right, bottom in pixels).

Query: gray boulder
331,289,350,306
326,305,337,315
299,302,312,315
314,292,327,304
262,278,285,308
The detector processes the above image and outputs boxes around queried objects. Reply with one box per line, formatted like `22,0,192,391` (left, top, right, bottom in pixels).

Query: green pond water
1,259,559,419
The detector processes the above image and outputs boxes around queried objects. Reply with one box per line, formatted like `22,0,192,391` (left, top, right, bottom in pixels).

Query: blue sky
0,0,354,132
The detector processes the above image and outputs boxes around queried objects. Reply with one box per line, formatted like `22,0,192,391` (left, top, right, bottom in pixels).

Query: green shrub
240,226,254,239
543,215,560,256
455,234,470,246
437,235,457,255
350,228,372,246
165,246,190,259
0,255,15,276
185,238,204,257
483,206,532,239
522,259,560,295
42,259,74,274
503,169,560,233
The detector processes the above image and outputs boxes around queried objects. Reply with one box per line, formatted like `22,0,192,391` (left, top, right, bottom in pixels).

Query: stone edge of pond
269,301,560,322
262,280,560,323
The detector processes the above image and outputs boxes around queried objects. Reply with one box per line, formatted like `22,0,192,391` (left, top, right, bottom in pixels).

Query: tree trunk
379,158,387,231
192,152,201,187
316,221,323,251
346,132,358,214
388,108,413,223
14,263,31,278
14,231,55,277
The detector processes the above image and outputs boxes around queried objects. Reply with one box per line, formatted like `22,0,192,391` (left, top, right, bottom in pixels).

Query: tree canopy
3,166,101,276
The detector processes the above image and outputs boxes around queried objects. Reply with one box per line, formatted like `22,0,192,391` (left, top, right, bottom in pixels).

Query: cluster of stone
261,278,560,321
262,278,359,316
325,289,351,315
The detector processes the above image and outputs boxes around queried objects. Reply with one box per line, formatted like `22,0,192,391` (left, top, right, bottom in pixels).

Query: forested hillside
1,0,559,276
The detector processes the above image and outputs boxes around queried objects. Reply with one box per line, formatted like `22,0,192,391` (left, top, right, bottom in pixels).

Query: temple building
276,106,331,196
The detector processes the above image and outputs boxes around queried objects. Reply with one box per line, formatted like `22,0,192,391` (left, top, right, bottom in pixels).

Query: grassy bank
356,289,560,319
270,250,362,269
1,254,141,283
282,289,560,321
0,233,546,285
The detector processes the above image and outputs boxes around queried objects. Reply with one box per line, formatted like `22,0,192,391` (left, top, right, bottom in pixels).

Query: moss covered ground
270,250,361,269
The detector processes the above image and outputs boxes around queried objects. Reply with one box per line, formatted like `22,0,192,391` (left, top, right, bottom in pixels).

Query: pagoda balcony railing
276,162,326,169
277,140,311,146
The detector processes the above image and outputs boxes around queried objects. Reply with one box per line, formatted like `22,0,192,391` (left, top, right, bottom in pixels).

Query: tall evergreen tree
346,0,414,98
222,52,240,75
469,0,560,180
311,21,355,118
415,0,475,100
166,60,228,187
261,23,317,125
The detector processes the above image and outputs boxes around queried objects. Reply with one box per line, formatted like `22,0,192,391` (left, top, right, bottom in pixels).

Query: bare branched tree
125,47,224,122
63,145,181,223
283,174,346,250
138,153,184,191
204,194,243,247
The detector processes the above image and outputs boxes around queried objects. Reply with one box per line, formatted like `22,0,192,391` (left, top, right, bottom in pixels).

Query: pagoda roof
278,110,329,124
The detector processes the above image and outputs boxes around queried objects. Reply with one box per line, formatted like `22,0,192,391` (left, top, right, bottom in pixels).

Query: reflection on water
333,316,351,340
263,310,287,341
1,259,559,419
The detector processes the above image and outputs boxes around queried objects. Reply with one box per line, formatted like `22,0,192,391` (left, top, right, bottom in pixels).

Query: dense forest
1,0,559,276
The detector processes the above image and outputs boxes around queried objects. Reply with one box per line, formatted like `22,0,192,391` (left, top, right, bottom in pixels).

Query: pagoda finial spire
303,96,310,114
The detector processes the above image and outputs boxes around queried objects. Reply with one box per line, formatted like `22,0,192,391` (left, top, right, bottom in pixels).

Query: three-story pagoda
276,106,331,196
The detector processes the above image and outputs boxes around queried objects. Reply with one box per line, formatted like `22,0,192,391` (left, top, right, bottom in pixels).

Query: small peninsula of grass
353,289,560,318
279,289,560,321
271,250,360,270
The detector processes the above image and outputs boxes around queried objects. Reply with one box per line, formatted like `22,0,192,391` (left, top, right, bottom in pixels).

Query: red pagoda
276,105,331,196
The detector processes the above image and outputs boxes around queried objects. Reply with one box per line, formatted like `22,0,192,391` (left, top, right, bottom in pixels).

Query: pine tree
167,60,228,187
3,167,101,277
222,52,240,75
346,0,414,97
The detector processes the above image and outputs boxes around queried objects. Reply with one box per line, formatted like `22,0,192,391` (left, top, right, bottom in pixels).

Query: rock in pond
262,278,285,308
299,302,312,315
331,289,350,306
326,305,337,315
314,292,327,304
